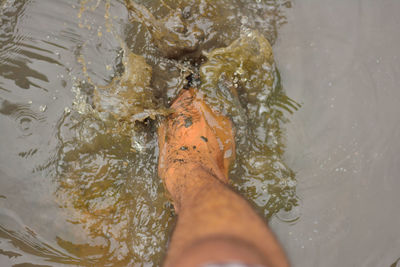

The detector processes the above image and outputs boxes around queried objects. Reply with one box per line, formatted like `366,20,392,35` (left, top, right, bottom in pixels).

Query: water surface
0,0,296,265
270,1,400,266
2,0,398,266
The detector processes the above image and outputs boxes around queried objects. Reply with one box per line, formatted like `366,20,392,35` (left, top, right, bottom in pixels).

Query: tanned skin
158,88,289,267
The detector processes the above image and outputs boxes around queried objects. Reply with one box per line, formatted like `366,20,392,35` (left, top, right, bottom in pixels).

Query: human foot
158,88,235,201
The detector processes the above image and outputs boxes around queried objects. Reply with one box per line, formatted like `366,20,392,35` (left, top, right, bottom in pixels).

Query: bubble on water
273,161,285,170
240,16,249,25
287,180,296,187
39,105,47,112
18,117,33,135
261,185,267,192
276,198,302,223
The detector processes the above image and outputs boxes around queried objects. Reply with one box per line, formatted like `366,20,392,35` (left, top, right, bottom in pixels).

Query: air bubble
276,198,302,223
18,117,32,134
287,180,296,187
39,105,47,112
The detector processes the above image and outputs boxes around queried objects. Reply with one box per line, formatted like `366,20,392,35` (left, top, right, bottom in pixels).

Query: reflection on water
0,224,81,265
0,0,61,91
0,0,297,265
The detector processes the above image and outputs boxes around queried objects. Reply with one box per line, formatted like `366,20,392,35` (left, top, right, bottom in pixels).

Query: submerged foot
158,88,235,202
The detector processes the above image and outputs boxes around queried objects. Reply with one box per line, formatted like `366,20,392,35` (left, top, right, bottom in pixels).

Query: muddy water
1,0,399,266
0,0,296,266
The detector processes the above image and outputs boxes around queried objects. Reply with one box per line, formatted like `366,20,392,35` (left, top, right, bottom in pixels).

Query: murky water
0,0,296,266
1,0,399,266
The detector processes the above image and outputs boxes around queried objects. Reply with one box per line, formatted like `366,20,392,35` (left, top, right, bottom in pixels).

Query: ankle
163,164,224,212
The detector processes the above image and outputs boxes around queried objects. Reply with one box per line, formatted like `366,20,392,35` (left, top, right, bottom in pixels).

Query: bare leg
158,89,289,267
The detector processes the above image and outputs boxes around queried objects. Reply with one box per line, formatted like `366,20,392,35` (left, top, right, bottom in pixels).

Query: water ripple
0,98,45,137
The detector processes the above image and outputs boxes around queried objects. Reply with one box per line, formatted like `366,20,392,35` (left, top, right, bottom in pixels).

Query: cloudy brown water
0,0,296,266
0,0,399,267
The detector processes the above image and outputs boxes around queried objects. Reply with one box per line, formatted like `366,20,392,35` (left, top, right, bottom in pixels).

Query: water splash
199,30,300,218
52,0,296,265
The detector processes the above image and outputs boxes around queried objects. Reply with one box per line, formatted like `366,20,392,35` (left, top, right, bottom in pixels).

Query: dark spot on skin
180,146,188,151
193,146,196,149
184,117,193,128
173,159,185,163
200,136,208,142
